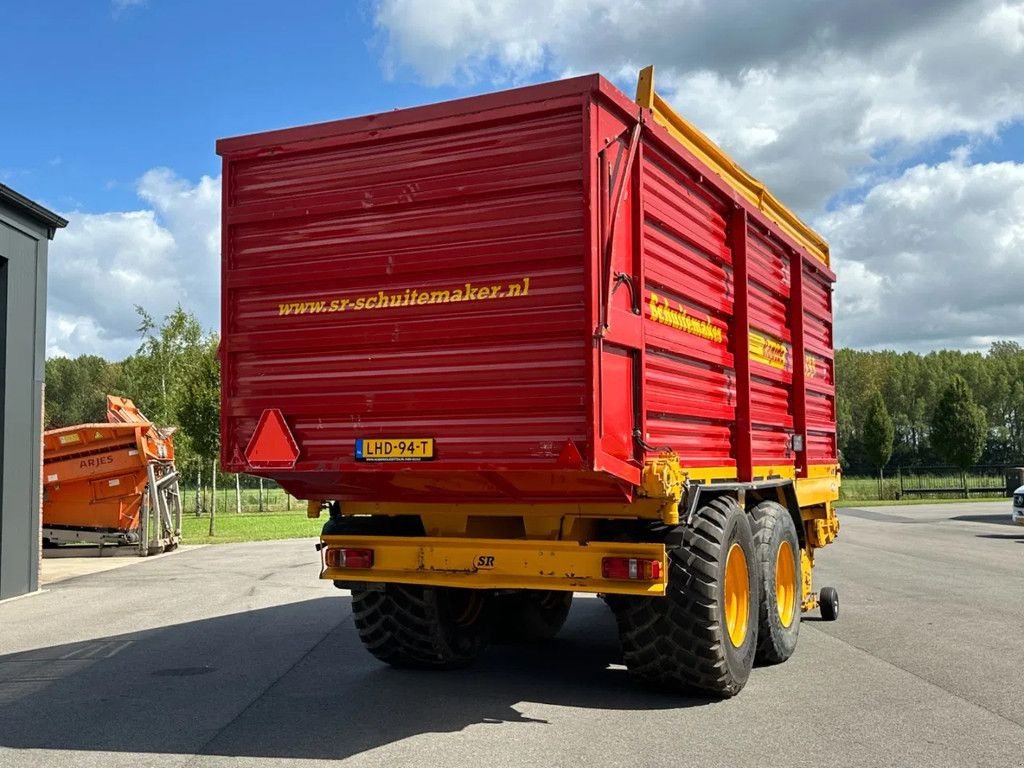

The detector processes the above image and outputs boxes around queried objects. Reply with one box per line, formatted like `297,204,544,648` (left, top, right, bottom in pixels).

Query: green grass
835,496,1004,508
182,511,323,544
177,475,1011,545
182,497,1009,545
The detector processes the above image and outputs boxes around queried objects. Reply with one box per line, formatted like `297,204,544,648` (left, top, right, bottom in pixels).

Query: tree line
45,308,1024,481
837,341,1024,476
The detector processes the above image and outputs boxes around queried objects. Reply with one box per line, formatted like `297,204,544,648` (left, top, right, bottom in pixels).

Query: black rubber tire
491,590,573,643
609,497,759,697
751,501,801,665
320,512,422,537
819,586,839,621
322,512,491,669
352,584,491,669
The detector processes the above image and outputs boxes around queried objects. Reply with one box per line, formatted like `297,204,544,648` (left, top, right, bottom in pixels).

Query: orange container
42,397,175,534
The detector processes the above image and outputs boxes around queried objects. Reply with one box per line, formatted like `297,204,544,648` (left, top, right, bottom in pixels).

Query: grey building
0,184,65,600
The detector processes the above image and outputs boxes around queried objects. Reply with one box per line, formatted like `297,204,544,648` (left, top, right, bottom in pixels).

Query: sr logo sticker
475,555,496,569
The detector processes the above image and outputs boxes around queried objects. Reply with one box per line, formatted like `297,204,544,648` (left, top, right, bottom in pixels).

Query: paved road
1,502,1022,767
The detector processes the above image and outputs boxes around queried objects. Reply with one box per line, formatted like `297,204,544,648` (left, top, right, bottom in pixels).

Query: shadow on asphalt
947,511,1023,540
836,507,916,523
0,596,713,760
952,513,1017,526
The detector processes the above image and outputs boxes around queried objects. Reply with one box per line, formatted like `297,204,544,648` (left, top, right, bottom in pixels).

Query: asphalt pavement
1,501,1022,767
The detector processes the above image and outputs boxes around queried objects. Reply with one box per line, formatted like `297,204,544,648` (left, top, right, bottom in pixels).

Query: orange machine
42,396,182,555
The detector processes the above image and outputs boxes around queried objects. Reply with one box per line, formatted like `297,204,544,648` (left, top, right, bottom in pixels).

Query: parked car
1012,486,1024,525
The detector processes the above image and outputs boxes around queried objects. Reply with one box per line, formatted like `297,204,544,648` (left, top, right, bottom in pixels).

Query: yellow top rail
635,66,830,266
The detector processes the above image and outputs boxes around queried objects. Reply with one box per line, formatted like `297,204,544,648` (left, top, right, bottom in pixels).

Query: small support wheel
819,586,839,621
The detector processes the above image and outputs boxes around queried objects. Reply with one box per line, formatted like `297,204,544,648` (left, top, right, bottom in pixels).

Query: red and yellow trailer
216,67,840,696
42,396,182,555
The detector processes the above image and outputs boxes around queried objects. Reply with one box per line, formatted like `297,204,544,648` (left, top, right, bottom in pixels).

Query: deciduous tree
930,375,988,494
863,389,894,490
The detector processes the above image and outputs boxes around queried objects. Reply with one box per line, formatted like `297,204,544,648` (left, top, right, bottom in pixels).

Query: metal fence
839,466,1024,501
895,466,1023,499
175,459,299,515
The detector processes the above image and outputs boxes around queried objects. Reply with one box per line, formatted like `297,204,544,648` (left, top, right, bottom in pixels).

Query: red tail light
324,547,374,569
602,557,662,581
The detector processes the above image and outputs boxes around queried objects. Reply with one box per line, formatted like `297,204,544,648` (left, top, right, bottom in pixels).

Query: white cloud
819,153,1024,350
374,0,1024,211
47,169,220,359
112,0,146,17
373,0,1024,350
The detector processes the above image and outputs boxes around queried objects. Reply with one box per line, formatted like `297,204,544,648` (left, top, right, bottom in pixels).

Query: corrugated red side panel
803,270,837,463
599,85,838,477
639,139,735,468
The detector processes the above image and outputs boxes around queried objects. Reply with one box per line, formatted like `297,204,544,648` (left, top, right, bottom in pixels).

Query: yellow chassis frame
321,535,667,596
317,459,840,606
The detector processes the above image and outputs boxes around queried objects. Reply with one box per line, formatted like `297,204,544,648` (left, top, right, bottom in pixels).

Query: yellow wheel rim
724,542,750,647
776,540,797,628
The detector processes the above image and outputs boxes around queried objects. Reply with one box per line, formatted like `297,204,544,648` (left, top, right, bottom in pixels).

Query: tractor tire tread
611,497,756,697
751,501,801,665
326,514,485,669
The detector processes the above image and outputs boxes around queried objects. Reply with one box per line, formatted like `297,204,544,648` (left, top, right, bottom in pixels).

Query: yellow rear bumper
319,535,668,596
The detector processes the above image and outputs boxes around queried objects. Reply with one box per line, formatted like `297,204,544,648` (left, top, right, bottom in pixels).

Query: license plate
355,438,435,462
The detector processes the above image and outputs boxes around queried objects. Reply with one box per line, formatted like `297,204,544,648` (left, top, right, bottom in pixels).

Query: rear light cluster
324,547,374,569
602,557,663,581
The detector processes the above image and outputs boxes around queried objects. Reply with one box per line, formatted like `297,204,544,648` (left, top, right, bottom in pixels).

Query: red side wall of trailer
217,74,836,503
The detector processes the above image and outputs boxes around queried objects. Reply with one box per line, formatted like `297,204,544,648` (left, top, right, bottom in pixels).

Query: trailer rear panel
217,75,837,505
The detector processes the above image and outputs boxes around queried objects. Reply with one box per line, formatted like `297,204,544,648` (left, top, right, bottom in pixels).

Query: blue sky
2,0,1023,357
2,1,464,213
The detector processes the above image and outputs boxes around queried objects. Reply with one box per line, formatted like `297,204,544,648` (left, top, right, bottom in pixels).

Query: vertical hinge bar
632,140,646,459
789,249,809,477
601,121,642,327
729,209,753,483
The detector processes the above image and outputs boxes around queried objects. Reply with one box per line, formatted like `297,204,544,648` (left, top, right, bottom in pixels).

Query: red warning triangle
556,439,583,468
245,409,300,468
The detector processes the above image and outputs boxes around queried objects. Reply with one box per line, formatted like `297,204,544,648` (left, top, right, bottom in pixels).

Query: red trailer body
217,71,841,695
217,74,837,505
